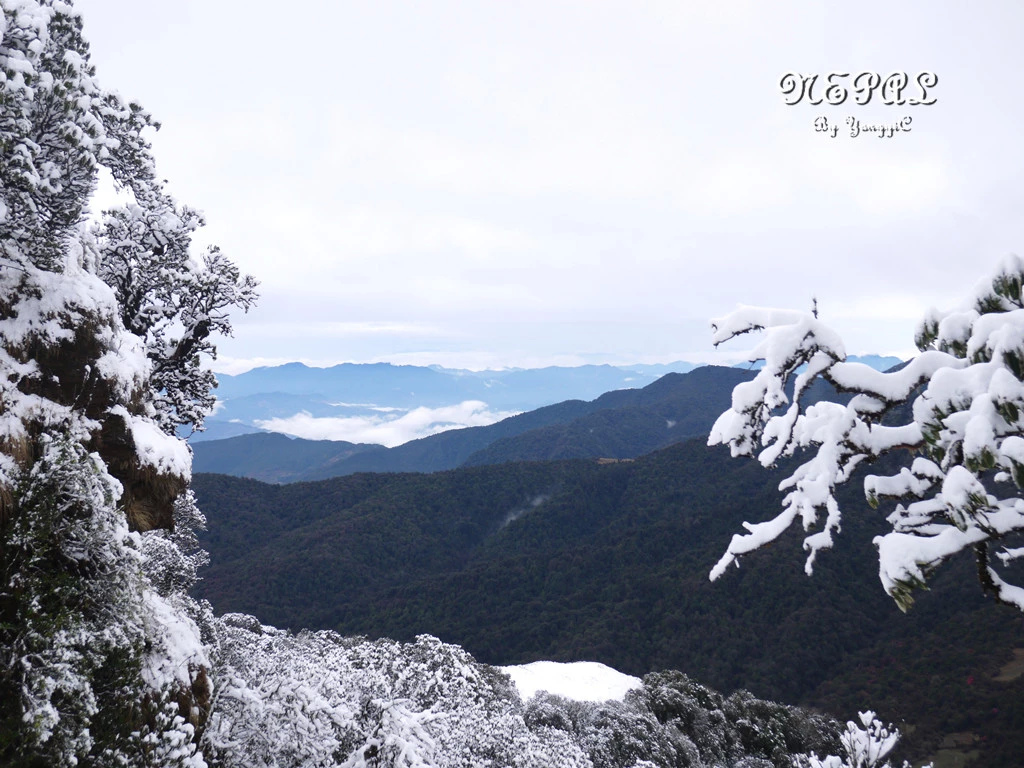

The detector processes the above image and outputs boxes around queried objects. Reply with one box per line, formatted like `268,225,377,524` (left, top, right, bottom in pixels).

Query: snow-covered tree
0,1,252,764
793,711,924,768
199,621,593,768
708,257,1024,611
94,204,257,436
199,618,838,768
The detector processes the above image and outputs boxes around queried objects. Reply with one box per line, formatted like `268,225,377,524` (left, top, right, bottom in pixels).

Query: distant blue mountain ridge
196,361,698,443
190,355,903,446
211,361,700,410
729,354,904,373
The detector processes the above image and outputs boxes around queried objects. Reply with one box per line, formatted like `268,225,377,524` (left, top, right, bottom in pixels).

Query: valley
193,428,1024,766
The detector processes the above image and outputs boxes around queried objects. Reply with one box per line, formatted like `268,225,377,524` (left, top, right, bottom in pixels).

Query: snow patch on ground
499,660,642,703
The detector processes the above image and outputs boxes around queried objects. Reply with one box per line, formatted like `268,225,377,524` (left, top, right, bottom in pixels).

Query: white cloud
677,153,796,219
231,320,450,340
254,401,520,447
826,294,931,322
75,0,1024,372
805,144,954,217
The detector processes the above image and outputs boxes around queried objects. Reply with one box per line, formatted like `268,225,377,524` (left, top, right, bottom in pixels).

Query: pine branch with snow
709,257,1024,611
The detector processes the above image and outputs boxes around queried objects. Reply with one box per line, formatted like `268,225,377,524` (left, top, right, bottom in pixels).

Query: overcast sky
75,0,1024,372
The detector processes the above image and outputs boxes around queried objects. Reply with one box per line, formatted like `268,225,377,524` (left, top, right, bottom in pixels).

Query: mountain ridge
192,363,856,482
197,356,901,445
192,365,759,481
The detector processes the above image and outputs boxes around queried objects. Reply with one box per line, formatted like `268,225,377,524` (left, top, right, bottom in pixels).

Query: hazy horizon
208,351,904,376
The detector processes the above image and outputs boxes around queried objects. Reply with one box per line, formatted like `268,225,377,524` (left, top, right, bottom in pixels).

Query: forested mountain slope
188,431,385,483
462,366,769,465
193,439,1024,766
192,365,850,482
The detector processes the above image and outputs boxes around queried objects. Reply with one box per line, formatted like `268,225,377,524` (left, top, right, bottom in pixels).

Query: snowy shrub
139,491,210,597
623,671,839,768
573,700,680,768
793,711,928,768
0,434,208,766
523,692,577,732
1,437,142,763
201,621,597,768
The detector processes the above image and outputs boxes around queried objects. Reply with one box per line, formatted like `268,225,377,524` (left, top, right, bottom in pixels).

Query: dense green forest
193,437,1024,766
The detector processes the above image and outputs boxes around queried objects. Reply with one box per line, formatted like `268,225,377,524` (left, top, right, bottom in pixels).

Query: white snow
705,275,1024,601
499,660,642,703
141,590,209,691
109,405,192,478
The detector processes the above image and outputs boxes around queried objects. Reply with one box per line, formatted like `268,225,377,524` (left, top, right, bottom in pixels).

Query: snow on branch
794,711,915,768
709,258,1024,611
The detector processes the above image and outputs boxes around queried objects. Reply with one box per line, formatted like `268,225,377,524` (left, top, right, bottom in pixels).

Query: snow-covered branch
709,256,1024,610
